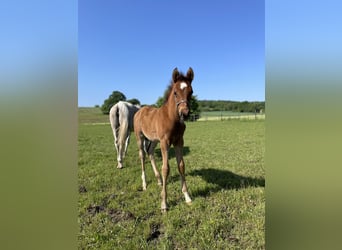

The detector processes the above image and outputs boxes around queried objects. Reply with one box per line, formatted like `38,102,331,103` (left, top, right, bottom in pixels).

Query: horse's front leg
160,140,170,212
174,145,192,204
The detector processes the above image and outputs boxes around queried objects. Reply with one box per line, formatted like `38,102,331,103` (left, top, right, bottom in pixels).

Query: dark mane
162,83,173,104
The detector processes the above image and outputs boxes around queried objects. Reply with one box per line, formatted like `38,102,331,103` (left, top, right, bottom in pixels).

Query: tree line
100,90,265,115
198,100,265,113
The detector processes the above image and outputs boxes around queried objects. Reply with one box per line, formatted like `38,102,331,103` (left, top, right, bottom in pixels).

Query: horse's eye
174,91,177,97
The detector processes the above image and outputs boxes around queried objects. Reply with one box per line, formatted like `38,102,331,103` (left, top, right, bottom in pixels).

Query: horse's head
172,67,194,121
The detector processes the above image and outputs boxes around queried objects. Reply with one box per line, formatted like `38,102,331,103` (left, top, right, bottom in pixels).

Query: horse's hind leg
147,140,162,186
113,127,122,168
137,133,147,190
117,133,125,169
124,133,130,156
174,145,192,204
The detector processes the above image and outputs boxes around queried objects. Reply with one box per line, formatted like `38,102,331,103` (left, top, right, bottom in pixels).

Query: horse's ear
172,68,179,83
187,67,194,82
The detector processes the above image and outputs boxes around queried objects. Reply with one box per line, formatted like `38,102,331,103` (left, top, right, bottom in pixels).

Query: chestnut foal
134,67,194,212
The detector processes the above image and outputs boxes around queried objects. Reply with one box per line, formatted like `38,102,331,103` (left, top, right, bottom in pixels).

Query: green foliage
100,91,141,114
189,95,200,115
101,91,127,114
199,100,265,113
155,96,164,108
127,98,141,106
78,109,265,249
100,90,264,117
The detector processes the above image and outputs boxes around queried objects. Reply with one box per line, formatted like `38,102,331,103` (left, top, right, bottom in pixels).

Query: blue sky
78,0,264,107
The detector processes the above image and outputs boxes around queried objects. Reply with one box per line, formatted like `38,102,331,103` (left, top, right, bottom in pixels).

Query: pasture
78,108,265,249
199,111,265,121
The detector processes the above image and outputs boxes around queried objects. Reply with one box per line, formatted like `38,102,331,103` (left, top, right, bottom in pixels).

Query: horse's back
115,101,139,129
134,105,184,143
134,106,158,127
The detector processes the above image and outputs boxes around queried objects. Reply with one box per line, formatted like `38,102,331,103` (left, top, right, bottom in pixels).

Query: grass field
78,107,109,124
78,108,265,249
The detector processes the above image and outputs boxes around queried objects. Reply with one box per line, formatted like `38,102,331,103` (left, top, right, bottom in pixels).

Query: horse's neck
162,96,178,122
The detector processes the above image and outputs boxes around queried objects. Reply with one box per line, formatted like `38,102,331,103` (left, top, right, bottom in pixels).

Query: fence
197,111,265,121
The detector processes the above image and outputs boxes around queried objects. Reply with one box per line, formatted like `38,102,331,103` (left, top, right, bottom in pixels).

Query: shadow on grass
155,146,190,159
188,168,265,198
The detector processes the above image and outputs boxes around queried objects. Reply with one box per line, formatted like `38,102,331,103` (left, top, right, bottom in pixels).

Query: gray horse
109,101,140,169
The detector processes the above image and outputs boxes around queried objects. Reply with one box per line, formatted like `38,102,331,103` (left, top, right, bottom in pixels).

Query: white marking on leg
124,135,130,156
142,171,147,190
180,82,187,90
161,201,167,211
184,192,192,203
117,162,123,169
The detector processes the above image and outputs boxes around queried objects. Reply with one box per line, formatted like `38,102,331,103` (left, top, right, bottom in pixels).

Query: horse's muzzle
178,104,189,120
180,106,189,116
176,99,190,120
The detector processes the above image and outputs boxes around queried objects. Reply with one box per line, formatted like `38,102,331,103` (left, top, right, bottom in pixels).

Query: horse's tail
109,103,120,138
118,104,129,152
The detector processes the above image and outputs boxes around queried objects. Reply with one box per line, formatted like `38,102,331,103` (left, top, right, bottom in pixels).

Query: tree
197,100,265,113
127,98,141,106
155,96,164,108
101,91,126,114
187,95,201,121
189,95,200,116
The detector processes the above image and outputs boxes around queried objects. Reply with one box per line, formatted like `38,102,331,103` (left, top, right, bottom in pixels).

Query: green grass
78,107,109,124
79,109,265,249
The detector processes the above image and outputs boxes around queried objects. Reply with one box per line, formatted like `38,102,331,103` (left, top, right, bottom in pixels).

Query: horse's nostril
182,108,189,115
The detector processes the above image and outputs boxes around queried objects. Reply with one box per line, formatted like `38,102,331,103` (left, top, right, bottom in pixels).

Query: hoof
161,203,168,213
186,201,192,206
117,163,123,169
184,192,192,203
